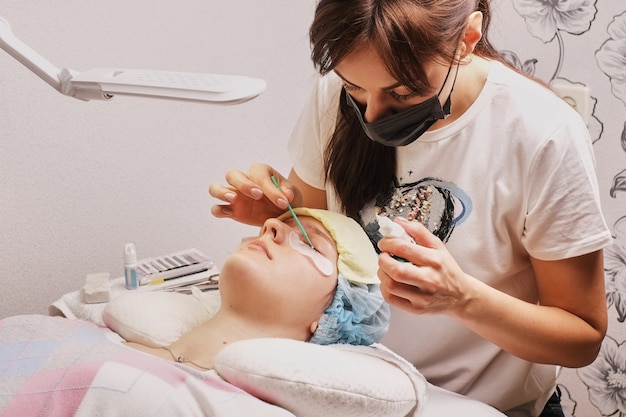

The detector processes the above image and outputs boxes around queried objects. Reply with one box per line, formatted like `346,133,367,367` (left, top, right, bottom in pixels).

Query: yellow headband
278,208,379,285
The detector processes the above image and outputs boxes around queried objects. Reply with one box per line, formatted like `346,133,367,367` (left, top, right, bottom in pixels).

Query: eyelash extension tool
270,176,315,250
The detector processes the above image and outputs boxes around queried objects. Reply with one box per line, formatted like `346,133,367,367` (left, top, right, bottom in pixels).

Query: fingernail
277,198,289,209
222,207,233,216
395,216,409,223
224,192,235,202
251,188,263,199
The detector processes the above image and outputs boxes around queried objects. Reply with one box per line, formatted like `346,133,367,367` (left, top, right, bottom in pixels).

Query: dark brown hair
309,0,507,219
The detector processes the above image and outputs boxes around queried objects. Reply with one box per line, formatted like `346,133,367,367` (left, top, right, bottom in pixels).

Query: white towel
48,278,129,325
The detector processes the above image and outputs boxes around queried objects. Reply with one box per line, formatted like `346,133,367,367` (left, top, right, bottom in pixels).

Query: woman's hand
377,217,474,316
378,217,608,367
209,164,302,226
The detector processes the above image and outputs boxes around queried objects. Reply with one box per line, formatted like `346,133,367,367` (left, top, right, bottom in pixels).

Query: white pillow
102,289,220,346
214,338,418,417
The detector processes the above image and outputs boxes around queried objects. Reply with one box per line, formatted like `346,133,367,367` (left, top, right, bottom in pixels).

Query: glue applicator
124,243,139,290
270,175,315,250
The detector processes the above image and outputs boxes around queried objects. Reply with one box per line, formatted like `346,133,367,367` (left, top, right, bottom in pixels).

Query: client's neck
165,310,311,370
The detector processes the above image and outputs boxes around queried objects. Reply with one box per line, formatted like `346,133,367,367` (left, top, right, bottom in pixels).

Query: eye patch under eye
288,232,334,276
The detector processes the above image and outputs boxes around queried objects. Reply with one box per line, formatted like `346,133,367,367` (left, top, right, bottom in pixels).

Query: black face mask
344,63,458,147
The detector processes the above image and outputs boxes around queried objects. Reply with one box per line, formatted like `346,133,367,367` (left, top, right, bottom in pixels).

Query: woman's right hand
209,164,301,226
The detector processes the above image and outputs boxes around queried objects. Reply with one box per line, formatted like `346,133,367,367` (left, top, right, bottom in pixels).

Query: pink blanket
0,315,294,417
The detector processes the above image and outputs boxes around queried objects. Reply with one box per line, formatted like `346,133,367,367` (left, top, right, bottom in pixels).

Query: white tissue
82,272,112,304
377,215,415,243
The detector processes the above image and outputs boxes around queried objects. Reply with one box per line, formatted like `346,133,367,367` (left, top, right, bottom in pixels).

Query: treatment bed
0,277,506,417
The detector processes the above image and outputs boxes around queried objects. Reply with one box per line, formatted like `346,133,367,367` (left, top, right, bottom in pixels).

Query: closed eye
344,83,419,103
284,219,335,258
389,90,417,101
342,83,361,93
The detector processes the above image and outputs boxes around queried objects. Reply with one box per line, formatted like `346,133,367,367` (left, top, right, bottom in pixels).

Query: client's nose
261,218,288,243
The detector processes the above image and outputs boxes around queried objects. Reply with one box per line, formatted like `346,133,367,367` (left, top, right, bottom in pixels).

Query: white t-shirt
288,60,612,416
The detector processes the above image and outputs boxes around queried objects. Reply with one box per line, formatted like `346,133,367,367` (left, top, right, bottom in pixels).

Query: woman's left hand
377,217,474,316
377,217,608,367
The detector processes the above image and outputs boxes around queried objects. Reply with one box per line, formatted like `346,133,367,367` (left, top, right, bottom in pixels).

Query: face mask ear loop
436,63,454,97
436,59,461,99
436,40,462,97
437,60,460,118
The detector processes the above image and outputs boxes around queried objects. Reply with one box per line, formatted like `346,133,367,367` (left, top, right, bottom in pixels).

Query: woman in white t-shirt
209,1,612,416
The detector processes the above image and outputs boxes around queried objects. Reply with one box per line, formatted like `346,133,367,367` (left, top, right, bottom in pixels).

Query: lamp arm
0,17,109,100
0,16,266,104
0,17,63,93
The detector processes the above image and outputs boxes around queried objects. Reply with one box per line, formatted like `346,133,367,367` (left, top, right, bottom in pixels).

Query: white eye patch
288,232,334,276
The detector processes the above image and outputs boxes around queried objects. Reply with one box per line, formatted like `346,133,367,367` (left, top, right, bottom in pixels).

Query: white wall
0,1,317,317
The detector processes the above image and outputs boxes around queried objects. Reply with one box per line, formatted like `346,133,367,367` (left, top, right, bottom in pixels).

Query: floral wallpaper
493,1,626,416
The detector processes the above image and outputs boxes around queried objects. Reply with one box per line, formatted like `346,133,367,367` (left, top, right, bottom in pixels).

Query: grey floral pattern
606,217,626,322
596,12,626,107
578,335,626,417
612,168,626,199
502,1,626,415
513,0,597,43
512,0,597,80
507,0,604,144
558,384,578,417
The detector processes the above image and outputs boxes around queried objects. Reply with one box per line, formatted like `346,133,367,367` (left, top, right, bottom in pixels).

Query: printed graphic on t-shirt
361,177,472,247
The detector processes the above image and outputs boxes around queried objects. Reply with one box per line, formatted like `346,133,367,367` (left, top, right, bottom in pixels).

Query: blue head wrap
309,274,390,345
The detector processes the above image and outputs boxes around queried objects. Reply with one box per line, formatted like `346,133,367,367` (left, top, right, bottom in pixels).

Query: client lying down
123,207,390,369
0,209,506,417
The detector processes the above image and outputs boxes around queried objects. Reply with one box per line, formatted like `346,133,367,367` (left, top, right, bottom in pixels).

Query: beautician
209,1,612,416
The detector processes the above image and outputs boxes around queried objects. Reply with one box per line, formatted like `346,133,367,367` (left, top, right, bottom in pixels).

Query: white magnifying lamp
0,17,266,105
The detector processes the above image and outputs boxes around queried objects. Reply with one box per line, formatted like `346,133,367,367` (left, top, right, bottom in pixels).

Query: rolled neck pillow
214,338,422,417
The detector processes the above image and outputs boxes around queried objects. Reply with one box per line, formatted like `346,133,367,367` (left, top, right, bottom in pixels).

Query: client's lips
247,239,271,258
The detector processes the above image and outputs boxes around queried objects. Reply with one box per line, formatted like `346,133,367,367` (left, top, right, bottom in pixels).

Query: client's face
219,216,339,326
